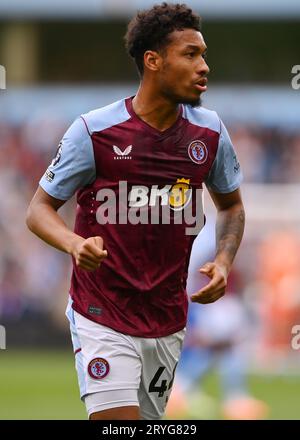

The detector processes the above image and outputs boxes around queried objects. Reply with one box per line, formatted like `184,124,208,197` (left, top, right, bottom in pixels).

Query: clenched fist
71,236,108,271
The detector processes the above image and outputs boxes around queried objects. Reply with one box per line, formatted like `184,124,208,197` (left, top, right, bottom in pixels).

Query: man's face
157,29,209,107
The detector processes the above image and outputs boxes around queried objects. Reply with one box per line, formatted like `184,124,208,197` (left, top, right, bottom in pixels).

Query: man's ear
143,50,163,72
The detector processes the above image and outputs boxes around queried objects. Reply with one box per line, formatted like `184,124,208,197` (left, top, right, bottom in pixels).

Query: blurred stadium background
1,0,300,420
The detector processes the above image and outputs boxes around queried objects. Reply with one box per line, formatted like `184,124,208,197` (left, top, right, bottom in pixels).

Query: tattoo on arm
215,206,245,266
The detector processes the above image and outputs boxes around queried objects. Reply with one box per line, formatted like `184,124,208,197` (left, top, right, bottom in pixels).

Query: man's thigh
69,310,142,418
136,329,186,420
85,390,140,419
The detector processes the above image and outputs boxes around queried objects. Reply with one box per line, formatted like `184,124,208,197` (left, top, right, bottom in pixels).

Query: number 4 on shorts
149,363,178,398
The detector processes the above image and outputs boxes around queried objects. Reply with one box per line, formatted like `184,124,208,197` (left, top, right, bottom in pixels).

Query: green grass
1,350,300,420
0,350,86,420
198,371,300,420
249,375,300,419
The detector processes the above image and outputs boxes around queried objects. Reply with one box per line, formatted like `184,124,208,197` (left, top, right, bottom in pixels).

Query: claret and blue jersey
40,96,242,338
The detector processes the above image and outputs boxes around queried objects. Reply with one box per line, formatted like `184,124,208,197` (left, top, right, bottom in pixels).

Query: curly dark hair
124,2,201,76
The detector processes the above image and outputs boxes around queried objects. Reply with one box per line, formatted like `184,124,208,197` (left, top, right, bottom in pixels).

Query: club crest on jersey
169,178,192,211
113,145,132,160
188,140,208,165
88,357,110,380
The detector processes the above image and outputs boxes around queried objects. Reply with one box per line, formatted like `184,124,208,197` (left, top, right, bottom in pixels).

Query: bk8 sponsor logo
128,178,192,211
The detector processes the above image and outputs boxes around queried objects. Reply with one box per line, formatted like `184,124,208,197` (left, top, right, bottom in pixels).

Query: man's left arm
191,188,245,304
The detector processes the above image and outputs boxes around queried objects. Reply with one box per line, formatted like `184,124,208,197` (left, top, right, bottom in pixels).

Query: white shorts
66,299,186,420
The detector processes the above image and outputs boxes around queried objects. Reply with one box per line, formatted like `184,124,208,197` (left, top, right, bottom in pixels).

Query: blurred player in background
26,2,244,420
167,219,269,420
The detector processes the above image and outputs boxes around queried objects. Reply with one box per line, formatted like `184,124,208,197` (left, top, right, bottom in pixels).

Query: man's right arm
26,186,107,271
26,116,107,271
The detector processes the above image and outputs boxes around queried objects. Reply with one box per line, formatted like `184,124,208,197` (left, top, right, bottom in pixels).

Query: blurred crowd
230,124,300,184
0,118,72,327
1,114,300,361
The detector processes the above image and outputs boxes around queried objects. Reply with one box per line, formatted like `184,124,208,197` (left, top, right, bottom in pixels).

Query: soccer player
26,3,245,420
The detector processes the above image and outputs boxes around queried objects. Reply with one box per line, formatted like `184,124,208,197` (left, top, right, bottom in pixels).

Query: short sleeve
205,120,243,193
39,117,96,200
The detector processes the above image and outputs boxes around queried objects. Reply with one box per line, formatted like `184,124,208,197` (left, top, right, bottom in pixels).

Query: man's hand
71,236,108,272
190,262,228,304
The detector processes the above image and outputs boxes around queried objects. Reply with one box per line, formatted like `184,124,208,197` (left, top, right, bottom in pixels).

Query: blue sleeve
39,117,96,200
205,120,243,193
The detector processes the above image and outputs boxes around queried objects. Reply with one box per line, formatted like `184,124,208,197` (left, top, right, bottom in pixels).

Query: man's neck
132,83,181,132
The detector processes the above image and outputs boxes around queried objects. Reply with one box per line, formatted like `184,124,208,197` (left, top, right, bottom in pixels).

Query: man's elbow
26,202,37,232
